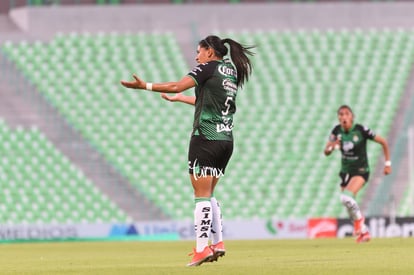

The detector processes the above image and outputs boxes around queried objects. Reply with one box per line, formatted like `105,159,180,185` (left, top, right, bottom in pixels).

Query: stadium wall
6,2,414,40
1,217,413,242
5,2,414,67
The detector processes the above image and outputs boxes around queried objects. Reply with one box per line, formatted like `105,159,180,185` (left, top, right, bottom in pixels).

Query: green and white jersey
329,123,376,174
187,59,238,141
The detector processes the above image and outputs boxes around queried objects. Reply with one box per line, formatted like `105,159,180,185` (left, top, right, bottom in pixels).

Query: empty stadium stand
2,28,412,221
0,119,131,224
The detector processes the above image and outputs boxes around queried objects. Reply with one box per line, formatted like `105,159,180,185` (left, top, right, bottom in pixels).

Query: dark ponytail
200,35,255,88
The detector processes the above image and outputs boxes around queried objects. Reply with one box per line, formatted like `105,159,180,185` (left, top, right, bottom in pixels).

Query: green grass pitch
0,238,413,274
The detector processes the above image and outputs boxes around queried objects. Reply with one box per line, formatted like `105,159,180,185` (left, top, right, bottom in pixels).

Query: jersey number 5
222,96,233,116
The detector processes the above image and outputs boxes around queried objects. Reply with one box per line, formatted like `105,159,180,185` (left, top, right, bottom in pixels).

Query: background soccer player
324,105,391,243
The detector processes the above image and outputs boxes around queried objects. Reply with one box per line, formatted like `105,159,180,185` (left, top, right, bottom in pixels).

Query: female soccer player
121,35,254,266
324,105,391,243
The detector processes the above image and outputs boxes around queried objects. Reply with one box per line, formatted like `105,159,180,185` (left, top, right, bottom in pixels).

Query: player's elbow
377,137,388,148
169,83,186,93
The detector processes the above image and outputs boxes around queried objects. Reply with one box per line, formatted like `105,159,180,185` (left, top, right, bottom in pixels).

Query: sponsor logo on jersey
218,65,237,77
222,79,237,94
342,141,354,152
217,123,233,133
343,156,359,160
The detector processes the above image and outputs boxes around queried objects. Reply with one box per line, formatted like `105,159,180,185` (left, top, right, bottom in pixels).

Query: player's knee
340,190,356,206
340,193,350,206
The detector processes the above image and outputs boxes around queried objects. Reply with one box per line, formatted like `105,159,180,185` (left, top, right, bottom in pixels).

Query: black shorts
188,135,233,177
339,172,370,188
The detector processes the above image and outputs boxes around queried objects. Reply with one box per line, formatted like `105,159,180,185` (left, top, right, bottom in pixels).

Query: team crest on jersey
353,135,359,142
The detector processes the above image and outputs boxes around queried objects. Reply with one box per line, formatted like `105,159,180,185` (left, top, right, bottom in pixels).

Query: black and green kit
329,123,376,175
187,59,237,141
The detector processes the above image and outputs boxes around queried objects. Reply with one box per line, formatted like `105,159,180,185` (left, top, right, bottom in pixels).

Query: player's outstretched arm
161,93,195,106
374,135,392,175
120,74,195,94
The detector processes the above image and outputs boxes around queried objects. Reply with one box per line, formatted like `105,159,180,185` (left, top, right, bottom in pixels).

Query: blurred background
0,0,413,239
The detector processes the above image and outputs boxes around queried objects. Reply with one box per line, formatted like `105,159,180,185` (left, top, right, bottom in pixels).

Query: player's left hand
384,165,391,175
120,74,145,89
161,93,182,102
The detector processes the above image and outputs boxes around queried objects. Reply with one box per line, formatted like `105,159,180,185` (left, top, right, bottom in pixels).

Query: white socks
340,191,368,234
194,198,212,252
210,197,223,245
340,192,362,221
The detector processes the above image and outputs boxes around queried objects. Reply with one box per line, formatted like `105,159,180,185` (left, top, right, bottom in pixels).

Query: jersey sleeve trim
187,75,198,86
357,124,376,140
